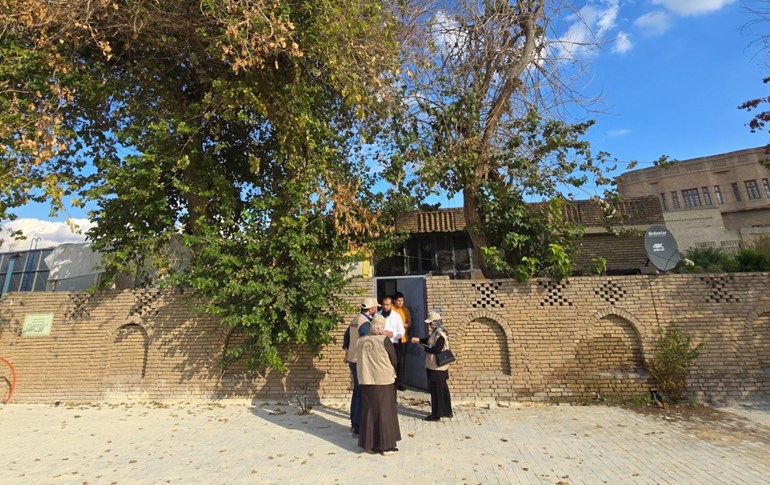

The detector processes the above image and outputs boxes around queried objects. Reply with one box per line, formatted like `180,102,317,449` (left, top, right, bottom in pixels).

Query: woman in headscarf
411,311,453,421
357,314,401,454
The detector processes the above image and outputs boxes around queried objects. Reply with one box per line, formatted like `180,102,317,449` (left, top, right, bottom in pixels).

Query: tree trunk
463,186,498,278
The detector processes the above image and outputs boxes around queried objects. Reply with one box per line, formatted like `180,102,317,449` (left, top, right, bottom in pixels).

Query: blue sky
583,0,766,165
4,0,768,249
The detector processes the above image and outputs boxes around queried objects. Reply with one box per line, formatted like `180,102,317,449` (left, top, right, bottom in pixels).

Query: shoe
424,415,440,421
446,413,454,419
380,447,399,455
397,385,407,391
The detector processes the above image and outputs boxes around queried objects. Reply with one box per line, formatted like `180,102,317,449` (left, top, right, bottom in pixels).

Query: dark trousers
396,342,408,387
349,362,361,433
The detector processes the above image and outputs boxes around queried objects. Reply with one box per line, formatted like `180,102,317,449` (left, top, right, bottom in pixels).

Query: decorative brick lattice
129,289,163,317
594,280,627,305
700,276,740,303
471,282,504,309
538,280,572,307
65,293,92,320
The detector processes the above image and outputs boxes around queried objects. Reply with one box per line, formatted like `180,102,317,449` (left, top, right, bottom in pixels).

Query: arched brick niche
106,324,149,387
456,313,511,377
578,310,651,398
750,311,770,372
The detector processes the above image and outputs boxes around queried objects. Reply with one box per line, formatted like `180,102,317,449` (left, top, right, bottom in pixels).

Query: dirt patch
626,403,770,446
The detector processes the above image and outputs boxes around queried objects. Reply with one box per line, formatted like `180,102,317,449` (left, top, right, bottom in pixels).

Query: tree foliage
389,0,616,278
0,0,402,369
740,0,770,162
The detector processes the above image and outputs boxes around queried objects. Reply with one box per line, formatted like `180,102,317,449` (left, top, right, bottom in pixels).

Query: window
660,193,668,211
763,178,770,197
701,187,712,205
731,182,742,201
745,179,761,200
714,185,724,204
671,191,680,209
682,188,701,208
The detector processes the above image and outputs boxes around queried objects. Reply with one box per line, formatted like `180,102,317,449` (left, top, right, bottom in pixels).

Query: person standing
392,292,412,391
357,315,401,455
411,311,453,421
343,297,379,436
378,296,404,387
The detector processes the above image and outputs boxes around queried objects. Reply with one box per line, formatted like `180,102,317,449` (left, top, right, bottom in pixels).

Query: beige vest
356,335,396,385
346,314,369,363
425,329,451,371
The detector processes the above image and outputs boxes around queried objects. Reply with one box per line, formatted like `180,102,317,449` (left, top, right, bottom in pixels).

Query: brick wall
1,274,769,404
426,273,770,403
0,278,373,404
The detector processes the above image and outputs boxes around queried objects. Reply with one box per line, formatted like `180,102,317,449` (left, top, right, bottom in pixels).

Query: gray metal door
374,275,428,390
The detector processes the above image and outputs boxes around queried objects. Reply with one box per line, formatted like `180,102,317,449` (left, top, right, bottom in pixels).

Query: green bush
735,248,770,272
684,244,770,273
683,247,734,272
648,323,704,403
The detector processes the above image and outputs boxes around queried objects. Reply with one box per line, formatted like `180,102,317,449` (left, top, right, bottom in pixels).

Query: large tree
0,0,402,370
389,0,615,279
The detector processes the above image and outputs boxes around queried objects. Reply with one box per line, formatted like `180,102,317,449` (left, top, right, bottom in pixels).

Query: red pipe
0,356,15,404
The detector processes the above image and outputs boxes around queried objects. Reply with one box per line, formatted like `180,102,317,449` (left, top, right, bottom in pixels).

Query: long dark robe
419,335,453,418
358,339,401,452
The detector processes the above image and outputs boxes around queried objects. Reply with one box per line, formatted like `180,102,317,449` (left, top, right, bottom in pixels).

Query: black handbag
435,349,456,366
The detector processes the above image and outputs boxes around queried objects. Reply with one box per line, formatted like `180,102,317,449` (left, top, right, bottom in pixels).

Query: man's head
394,292,405,309
361,297,380,316
370,314,386,335
381,296,393,316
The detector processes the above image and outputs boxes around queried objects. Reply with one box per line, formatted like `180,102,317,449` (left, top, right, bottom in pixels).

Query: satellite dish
644,224,682,272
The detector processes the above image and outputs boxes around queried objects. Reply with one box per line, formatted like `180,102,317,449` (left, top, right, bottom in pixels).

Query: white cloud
607,128,632,137
652,0,737,16
633,11,672,36
555,0,625,59
430,10,467,59
612,32,633,53
1,218,93,251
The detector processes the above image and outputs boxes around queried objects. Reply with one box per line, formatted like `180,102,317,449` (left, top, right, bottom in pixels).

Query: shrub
648,323,704,403
683,247,733,273
734,248,770,272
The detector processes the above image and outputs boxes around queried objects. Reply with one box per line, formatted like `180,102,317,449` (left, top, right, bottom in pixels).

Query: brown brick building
618,147,770,252
376,196,664,278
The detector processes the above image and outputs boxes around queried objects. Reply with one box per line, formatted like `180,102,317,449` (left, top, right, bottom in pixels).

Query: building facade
376,197,664,278
618,147,770,252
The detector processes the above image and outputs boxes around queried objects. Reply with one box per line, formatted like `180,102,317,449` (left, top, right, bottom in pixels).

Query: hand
411,337,419,344
343,356,348,363
384,330,394,338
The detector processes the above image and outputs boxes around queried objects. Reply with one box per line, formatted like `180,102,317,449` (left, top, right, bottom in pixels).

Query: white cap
425,311,442,323
361,297,381,310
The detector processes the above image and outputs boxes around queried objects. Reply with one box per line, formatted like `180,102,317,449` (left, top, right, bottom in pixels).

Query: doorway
374,275,428,390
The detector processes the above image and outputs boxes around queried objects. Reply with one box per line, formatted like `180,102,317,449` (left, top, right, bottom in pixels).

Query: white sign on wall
21,313,54,337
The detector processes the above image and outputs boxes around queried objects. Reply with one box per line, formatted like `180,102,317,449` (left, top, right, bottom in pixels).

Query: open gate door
374,275,428,390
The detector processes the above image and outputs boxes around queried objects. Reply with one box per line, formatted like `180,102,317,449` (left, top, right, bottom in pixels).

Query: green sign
22,313,54,337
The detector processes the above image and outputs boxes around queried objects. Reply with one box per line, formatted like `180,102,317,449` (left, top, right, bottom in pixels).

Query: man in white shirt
379,296,404,342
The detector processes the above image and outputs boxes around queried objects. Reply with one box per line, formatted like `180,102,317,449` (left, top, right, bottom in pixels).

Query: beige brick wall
1,274,769,404
426,273,770,403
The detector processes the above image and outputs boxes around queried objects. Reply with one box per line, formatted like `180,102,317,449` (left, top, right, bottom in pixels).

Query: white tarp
44,243,102,281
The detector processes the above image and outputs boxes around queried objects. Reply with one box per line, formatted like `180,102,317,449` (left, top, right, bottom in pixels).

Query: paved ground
2,394,769,485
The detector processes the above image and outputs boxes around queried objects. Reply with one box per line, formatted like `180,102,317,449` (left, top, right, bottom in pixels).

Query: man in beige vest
342,297,379,436
356,314,401,454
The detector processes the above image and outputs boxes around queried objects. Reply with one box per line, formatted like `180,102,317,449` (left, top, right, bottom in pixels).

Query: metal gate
374,275,428,390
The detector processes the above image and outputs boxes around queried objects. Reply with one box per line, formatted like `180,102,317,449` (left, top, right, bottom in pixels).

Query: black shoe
424,415,440,421
397,385,407,391
381,447,398,455
446,413,453,419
